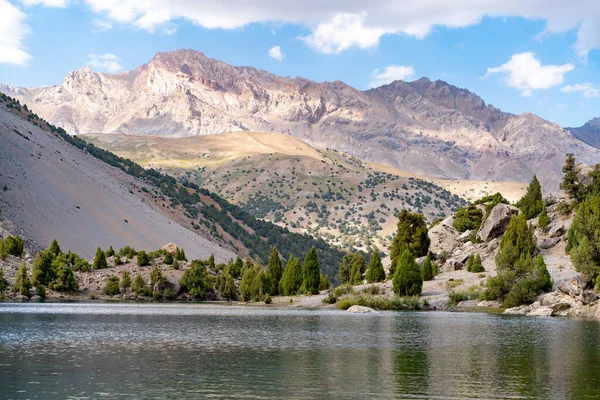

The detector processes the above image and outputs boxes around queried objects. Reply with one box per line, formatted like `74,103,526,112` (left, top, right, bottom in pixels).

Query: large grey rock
428,216,461,255
539,237,561,249
443,260,464,272
557,276,589,297
457,230,472,243
548,224,566,238
527,306,554,317
347,305,376,313
477,204,520,242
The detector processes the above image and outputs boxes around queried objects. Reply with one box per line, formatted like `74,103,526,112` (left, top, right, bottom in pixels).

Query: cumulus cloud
74,0,600,58
0,0,31,66
561,83,600,98
369,65,415,88
87,53,123,73
483,52,573,96
268,45,284,61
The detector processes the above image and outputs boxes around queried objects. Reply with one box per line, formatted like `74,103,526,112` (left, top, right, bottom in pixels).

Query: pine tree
48,239,61,258
495,214,536,272
233,256,244,278
172,258,179,270
0,267,8,293
223,272,237,301
49,261,78,292
348,254,366,286
105,246,115,258
390,209,430,272
163,253,173,265
266,247,284,295
14,261,31,297
175,248,187,261
538,206,550,229
0,239,6,260
150,266,166,292
93,247,108,269
179,261,206,299
470,254,485,273
104,276,120,295
516,175,544,219
303,247,321,295
466,254,475,272
208,254,216,269
137,251,150,267
120,271,132,291
561,153,586,203
132,274,145,294
392,249,423,297
252,268,270,301
421,255,434,281
365,249,385,283
31,249,56,286
280,255,303,295
240,266,257,301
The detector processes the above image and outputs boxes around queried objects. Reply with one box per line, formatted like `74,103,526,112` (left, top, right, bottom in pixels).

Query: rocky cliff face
3,48,600,190
567,118,600,149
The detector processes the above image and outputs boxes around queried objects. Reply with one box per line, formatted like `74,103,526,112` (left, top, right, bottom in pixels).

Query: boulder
527,306,554,317
161,243,178,255
548,224,566,238
415,256,427,268
557,276,589,298
539,237,561,250
477,300,503,308
477,204,520,242
457,230,472,243
443,259,464,272
579,290,598,305
428,216,461,254
347,305,376,313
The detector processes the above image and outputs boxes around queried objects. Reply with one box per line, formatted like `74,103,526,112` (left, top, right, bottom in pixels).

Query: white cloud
369,65,415,88
0,0,31,66
87,53,123,73
73,1,600,58
483,52,573,96
302,13,385,54
268,45,284,61
21,0,68,6
93,19,113,31
561,83,600,98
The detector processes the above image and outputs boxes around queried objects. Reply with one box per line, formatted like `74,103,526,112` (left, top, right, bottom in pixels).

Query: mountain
567,118,600,149
2,48,599,190
0,93,348,278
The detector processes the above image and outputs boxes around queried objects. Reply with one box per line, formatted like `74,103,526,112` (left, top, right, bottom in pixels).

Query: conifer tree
179,261,206,299
560,153,585,203
105,246,115,258
240,266,257,301
280,255,303,295
48,239,61,258
120,271,132,291
137,251,150,267
421,255,434,281
31,249,56,286
266,246,284,295
0,239,6,260
390,209,430,273
223,272,237,301
233,256,244,278
163,253,173,265
49,260,78,292
392,249,423,297
208,254,216,269
516,175,544,219
252,268,270,301
172,258,179,270
104,276,120,295
0,267,8,293
303,247,321,295
93,247,108,269
14,261,31,297
348,253,366,285
132,274,145,294
365,249,385,283
538,206,550,229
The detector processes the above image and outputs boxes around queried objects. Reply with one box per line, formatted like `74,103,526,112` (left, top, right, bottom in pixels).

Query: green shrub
264,293,272,304
36,284,46,299
179,260,206,299
14,262,31,297
104,276,120,295
137,251,150,267
567,195,600,280
132,274,145,294
0,267,8,293
466,254,484,273
452,204,483,233
448,287,480,307
48,262,78,292
365,249,385,283
120,271,132,291
4,236,24,257
163,253,173,265
392,250,423,297
538,206,551,229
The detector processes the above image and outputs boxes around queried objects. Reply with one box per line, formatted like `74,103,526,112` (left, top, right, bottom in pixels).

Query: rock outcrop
477,204,519,242
347,305,376,313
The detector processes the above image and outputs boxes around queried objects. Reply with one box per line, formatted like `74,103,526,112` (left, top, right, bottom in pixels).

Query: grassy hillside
84,133,472,250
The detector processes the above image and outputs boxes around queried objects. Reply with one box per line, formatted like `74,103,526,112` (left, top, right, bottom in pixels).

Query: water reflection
1,303,600,399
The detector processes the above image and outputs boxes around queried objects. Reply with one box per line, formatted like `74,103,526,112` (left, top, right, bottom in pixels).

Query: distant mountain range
2,48,599,191
567,118,600,149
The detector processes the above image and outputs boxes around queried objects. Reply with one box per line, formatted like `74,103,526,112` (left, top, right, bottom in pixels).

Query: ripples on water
1,302,600,399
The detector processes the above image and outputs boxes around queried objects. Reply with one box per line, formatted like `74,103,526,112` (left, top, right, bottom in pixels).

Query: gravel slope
0,107,235,262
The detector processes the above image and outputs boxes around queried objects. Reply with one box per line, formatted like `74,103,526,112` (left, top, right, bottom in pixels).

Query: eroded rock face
477,204,519,242
429,216,461,255
161,243,178,255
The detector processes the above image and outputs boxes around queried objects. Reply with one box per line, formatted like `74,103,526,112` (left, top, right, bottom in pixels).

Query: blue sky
1,0,600,127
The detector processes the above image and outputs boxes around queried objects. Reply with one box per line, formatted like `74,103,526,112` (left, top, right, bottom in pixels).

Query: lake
1,303,600,399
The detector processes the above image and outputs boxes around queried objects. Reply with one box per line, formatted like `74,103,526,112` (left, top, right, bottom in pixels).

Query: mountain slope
0,99,234,262
82,132,473,250
3,49,598,190
567,118,600,149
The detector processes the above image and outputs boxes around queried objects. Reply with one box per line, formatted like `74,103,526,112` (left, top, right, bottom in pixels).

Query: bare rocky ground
0,106,235,262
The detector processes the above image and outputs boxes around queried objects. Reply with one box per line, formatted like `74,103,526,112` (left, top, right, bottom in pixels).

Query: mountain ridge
2,48,599,191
